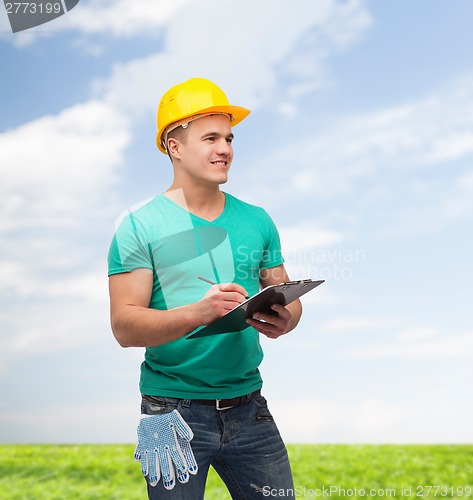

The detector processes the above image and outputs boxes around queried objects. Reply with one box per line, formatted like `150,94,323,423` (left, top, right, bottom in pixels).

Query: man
108,77,302,499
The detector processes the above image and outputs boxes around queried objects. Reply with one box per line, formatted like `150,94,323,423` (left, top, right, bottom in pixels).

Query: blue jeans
140,392,294,499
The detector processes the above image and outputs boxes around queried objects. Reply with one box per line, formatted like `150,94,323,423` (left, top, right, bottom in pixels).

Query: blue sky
1,0,472,444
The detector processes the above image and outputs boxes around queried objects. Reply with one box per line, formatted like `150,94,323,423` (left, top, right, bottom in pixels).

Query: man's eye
226,138,233,144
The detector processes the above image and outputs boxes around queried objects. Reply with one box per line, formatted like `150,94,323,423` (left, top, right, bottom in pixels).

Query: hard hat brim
157,104,250,154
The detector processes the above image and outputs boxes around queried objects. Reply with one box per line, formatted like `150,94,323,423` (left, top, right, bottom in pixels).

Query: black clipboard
186,279,324,339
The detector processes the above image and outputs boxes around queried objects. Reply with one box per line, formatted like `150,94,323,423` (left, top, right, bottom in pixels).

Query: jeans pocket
252,393,269,408
252,394,275,422
141,395,178,415
256,412,274,422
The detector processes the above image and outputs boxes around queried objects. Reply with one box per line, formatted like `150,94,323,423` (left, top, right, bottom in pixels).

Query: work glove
134,410,198,490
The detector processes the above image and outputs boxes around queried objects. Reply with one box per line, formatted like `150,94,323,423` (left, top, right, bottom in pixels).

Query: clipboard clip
280,279,314,287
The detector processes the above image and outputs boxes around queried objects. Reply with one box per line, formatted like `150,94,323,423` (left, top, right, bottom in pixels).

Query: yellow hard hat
156,78,251,153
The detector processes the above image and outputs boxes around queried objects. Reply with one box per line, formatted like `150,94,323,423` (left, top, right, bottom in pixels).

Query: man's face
173,114,234,187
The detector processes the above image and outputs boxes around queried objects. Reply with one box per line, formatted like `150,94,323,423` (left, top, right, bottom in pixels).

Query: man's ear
167,138,181,160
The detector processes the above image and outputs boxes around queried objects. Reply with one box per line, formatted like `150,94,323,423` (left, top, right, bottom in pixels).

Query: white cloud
0,261,31,299
277,102,298,120
0,100,131,374
280,224,345,254
298,287,337,307
0,100,130,230
323,316,404,332
3,0,192,45
395,327,439,342
286,84,473,189
95,0,372,116
0,401,139,443
0,267,108,303
270,396,473,443
241,74,473,234
441,169,473,223
64,0,193,37
5,0,372,54
0,274,109,345
342,330,473,359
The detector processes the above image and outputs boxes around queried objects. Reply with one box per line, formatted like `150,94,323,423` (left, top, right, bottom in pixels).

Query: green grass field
0,444,472,499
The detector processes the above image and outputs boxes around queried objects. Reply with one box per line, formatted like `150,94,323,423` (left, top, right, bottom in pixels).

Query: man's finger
217,282,248,297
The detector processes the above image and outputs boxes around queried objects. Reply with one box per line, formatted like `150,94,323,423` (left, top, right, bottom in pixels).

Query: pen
197,276,249,299
196,275,217,285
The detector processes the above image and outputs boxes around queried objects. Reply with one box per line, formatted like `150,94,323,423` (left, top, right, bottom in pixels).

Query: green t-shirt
108,192,284,399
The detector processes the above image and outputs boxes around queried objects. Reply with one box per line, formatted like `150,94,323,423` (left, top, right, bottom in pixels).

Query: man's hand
195,283,248,325
246,303,292,339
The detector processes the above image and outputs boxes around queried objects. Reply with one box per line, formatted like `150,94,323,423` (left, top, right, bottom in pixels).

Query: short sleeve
107,213,153,276
260,210,285,270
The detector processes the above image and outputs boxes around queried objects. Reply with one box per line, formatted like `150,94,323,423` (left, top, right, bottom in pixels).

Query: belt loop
181,399,191,408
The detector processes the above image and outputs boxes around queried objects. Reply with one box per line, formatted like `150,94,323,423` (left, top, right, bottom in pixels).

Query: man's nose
216,138,232,155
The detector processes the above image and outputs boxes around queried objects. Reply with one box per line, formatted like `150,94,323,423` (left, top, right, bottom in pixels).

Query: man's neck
164,184,226,221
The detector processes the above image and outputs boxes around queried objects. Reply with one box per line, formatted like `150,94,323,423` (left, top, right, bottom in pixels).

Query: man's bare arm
109,269,247,348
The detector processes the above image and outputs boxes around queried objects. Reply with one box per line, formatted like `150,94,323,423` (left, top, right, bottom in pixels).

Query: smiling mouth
211,160,228,166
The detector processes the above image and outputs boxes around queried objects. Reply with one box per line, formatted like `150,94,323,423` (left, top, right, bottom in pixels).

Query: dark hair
167,126,187,147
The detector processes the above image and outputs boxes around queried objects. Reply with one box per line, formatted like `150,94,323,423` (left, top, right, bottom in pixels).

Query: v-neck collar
160,192,230,225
